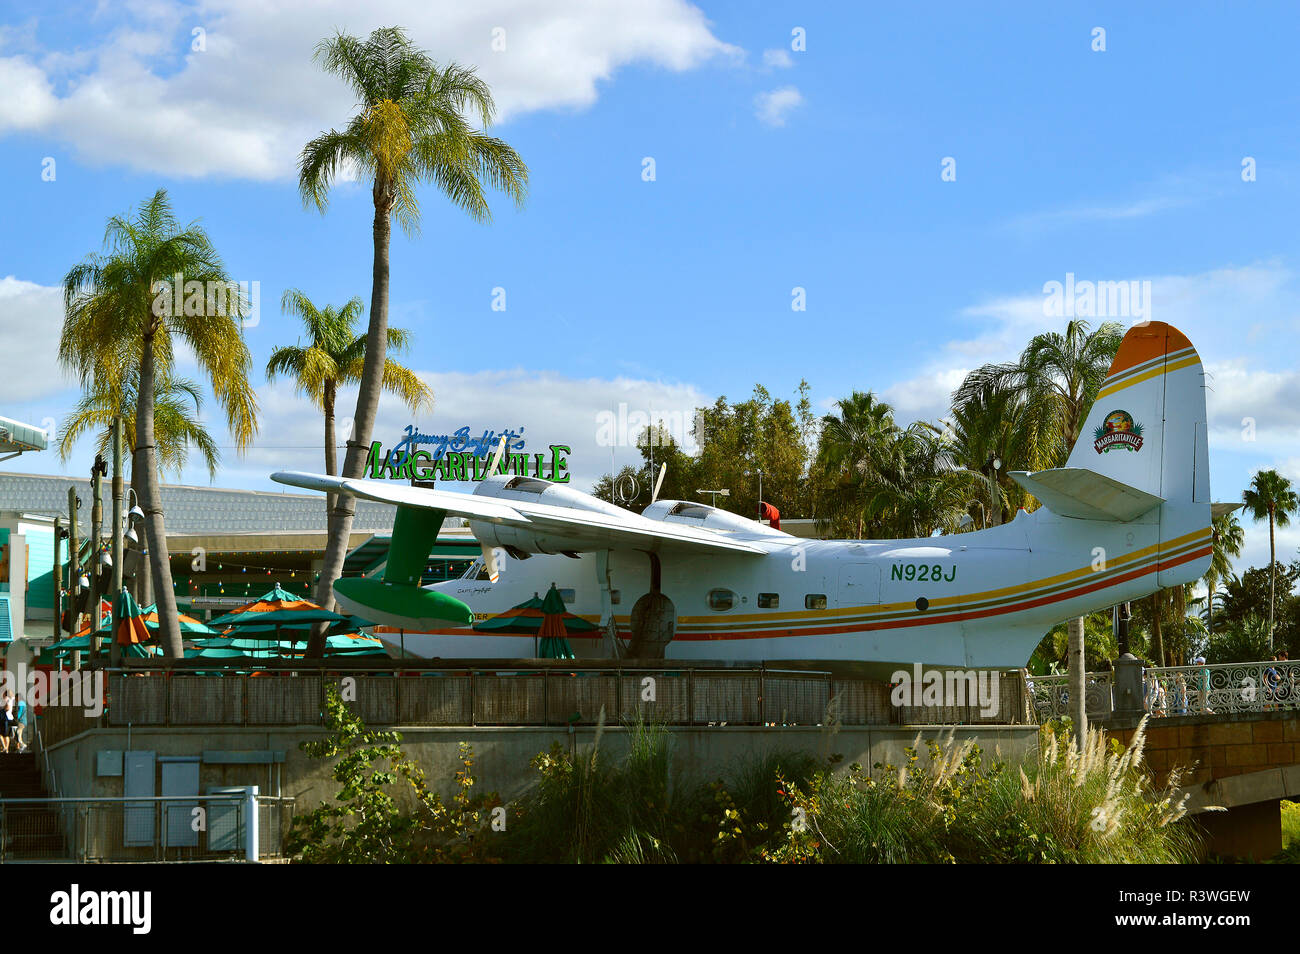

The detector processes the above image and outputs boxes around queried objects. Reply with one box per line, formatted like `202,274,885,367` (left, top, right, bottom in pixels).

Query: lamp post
985,454,1002,527
89,453,106,661
747,469,763,520
66,487,80,639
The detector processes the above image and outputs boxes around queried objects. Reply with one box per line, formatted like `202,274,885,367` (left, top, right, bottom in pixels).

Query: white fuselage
379,503,1209,669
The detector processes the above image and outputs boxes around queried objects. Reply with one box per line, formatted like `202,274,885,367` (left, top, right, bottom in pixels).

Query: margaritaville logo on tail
1093,409,1144,454
365,424,571,483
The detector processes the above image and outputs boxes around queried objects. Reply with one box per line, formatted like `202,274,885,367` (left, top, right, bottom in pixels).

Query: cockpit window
504,476,551,494
462,558,492,581
668,502,712,519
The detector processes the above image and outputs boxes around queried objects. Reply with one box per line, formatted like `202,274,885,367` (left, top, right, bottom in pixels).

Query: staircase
0,751,68,859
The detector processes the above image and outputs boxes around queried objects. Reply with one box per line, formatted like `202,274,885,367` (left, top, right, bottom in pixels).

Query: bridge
1030,658,1300,860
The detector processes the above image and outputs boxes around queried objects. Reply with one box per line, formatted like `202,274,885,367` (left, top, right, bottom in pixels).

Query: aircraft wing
272,471,767,555
1009,467,1165,522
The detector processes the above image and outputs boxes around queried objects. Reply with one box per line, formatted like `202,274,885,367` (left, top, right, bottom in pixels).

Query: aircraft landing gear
628,552,675,658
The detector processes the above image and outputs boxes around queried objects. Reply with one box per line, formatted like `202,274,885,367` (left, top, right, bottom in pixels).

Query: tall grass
502,715,1202,864
774,717,1201,863
500,713,819,863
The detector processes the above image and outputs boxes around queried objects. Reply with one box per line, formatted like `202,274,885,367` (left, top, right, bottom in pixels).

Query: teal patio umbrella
209,584,349,628
473,585,599,656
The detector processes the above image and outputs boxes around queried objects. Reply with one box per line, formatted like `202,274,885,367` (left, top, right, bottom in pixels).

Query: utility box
208,785,259,856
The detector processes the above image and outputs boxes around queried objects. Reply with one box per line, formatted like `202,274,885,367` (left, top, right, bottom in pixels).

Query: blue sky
1,1,1299,572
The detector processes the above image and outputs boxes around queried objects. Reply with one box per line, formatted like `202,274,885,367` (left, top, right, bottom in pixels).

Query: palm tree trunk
1268,510,1276,651
1067,615,1086,749
1151,592,1165,667
1207,579,1215,638
310,189,394,655
136,336,183,657
324,380,337,517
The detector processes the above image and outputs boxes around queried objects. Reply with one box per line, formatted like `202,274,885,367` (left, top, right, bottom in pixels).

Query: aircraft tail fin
1063,321,1207,505
1056,321,1212,587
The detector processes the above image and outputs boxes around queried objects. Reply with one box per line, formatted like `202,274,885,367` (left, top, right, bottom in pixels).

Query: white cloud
753,85,802,126
879,262,1300,430
0,277,68,409
231,368,714,493
4,0,740,179
33,361,713,494
1006,195,1190,232
761,48,793,69
0,56,57,130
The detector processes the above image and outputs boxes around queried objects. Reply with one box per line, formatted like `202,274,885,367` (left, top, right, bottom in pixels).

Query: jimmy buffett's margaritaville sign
365,425,572,483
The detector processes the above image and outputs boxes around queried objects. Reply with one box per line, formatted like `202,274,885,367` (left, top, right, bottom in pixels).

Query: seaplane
273,320,1218,670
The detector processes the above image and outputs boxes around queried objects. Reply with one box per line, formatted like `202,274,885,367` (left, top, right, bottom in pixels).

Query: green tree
813,390,903,538
287,683,499,863
945,377,1055,526
1242,469,1299,648
58,370,220,479
692,386,811,520
814,393,975,539
300,25,527,648
267,288,433,513
1204,509,1245,638
1030,611,1117,673
60,189,258,656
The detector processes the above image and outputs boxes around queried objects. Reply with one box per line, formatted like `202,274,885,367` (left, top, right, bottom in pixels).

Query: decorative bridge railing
1028,660,1300,723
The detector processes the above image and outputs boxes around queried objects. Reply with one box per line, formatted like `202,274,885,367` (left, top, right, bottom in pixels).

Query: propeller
651,462,667,504
485,433,509,475
480,543,503,583
479,433,511,582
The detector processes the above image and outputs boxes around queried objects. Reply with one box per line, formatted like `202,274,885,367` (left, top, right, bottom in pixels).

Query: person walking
0,692,11,754
11,693,27,753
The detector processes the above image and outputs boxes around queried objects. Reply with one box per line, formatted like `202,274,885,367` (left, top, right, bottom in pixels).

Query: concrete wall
1104,711,1300,787
45,722,1040,812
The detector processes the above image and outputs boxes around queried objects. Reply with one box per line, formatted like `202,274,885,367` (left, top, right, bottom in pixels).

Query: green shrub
286,682,501,863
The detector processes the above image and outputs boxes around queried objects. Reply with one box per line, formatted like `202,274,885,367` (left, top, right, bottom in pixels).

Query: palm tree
1204,510,1244,639
60,189,258,657
58,370,221,479
955,319,1124,460
299,26,528,645
956,319,1122,742
267,288,433,513
945,377,1055,526
815,391,899,538
1242,469,1299,648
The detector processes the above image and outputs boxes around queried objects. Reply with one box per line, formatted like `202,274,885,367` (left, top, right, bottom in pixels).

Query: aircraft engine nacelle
468,474,629,555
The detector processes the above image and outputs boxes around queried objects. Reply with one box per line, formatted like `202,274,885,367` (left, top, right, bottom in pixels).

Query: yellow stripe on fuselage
674,526,1210,625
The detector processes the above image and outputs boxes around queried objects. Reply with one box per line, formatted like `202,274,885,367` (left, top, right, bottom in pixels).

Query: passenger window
804,594,827,610
707,589,737,611
559,588,576,603
758,593,779,609
610,589,621,605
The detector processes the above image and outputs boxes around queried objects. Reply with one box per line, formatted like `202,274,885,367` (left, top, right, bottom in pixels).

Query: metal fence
1143,660,1300,717
1027,659,1300,723
0,794,295,863
91,668,1029,728
1027,672,1115,722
